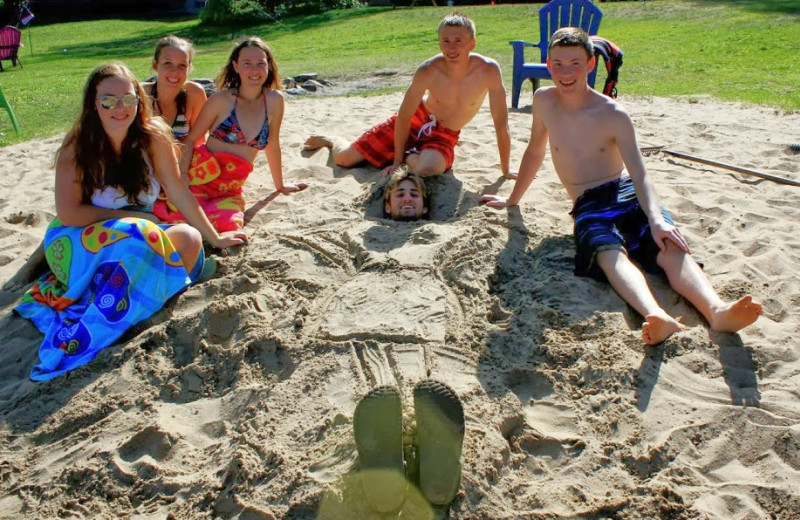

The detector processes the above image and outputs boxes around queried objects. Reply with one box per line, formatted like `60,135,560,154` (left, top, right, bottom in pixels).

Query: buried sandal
353,385,407,513
413,379,465,507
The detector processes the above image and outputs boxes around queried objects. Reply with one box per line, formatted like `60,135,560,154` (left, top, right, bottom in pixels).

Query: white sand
1,92,799,519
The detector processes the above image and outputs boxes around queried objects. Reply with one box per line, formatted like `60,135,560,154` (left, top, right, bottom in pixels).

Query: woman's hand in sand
650,220,690,254
211,230,248,250
479,194,512,208
279,182,310,195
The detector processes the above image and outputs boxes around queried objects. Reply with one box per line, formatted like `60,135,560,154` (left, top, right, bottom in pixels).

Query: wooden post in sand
640,147,800,188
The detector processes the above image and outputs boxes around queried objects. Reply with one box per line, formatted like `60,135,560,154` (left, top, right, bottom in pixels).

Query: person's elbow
55,208,84,227
55,197,94,227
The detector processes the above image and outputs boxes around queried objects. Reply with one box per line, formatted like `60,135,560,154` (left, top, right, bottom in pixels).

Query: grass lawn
0,0,797,147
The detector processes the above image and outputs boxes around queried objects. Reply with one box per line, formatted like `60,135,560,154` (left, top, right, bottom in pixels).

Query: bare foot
303,135,333,151
642,313,685,345
708,296,762,333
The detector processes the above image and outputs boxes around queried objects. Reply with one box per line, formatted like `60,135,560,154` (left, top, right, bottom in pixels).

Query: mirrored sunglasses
97,94,138,110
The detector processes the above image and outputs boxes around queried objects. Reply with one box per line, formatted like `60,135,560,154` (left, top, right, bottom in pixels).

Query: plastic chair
0,83,21,133
0,26,23,72
509,0,602,108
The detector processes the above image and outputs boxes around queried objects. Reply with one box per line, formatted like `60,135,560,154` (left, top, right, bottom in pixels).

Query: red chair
0,26,23,72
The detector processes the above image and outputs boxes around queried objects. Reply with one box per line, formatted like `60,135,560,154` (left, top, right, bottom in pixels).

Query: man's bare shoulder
594,95,631,123
532,86,559,106
468,53,499,68
418,54,447,72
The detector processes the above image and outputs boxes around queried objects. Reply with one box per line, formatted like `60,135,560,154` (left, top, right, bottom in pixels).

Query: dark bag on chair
590,36,623,98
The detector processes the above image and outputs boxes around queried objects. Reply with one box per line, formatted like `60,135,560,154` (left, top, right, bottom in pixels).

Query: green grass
0,0,798,147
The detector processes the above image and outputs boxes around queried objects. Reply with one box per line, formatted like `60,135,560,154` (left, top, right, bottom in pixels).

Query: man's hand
650,220,690,254
479,194,513,208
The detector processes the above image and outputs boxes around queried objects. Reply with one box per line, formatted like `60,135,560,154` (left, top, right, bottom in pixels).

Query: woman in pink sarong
153,37,308,233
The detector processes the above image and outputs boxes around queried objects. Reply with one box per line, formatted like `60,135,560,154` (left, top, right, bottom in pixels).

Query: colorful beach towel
152,144,253,232
15,216,194,381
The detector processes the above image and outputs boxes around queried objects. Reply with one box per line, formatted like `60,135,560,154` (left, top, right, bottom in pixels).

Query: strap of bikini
150,83,160,115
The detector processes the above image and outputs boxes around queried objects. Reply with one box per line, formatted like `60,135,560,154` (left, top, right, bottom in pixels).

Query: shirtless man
304,12,512,178
481,27,762,345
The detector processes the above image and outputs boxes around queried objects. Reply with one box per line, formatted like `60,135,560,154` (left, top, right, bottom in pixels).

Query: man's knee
655,240,689,268
333,146,364,168
407,150,447,176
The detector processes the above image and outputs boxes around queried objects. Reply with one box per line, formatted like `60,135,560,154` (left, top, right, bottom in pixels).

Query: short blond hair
438,12,476,39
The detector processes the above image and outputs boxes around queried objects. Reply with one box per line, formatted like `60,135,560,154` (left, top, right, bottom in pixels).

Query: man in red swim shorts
304,12,513,179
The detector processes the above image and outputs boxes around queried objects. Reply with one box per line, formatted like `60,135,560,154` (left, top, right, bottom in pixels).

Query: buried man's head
383,168,429,221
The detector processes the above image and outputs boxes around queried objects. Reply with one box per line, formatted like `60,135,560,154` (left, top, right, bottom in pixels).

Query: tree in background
0,0,29,26
200,0,363,25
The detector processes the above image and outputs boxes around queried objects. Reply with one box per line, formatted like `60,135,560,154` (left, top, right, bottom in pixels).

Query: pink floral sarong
153,144,252,232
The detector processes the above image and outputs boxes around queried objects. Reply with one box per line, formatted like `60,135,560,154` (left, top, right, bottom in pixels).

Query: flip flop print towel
16,217,193,381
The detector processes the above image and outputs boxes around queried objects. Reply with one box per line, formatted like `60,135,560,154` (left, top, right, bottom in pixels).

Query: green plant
200,0,271,25
0,0,27,26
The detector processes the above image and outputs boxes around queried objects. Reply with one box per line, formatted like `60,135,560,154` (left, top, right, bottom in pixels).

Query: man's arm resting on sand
614,108,690,253
482,97,548,207
383,69,430,176
486,62,513,178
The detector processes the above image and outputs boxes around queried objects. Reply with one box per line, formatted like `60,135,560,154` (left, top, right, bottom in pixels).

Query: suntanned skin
180,46,309,197
305,22,513,179
481,43,762,345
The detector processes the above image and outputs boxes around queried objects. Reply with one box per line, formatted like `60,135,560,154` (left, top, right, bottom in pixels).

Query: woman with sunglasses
15,62,246,381
153,37,308,234
142,35,206,144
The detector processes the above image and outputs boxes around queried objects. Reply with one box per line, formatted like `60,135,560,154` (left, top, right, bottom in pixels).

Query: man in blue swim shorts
482,27,762,345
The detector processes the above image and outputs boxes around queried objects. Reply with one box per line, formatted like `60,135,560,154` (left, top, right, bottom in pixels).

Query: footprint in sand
113,425,177,482
505,368,581,440
501,367,585,470
118,425,177,463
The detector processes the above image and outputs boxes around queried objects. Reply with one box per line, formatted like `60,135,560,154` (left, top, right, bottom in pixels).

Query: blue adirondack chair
509,0,602,109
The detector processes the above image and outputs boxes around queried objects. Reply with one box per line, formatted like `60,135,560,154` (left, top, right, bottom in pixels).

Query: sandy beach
1,90,799,519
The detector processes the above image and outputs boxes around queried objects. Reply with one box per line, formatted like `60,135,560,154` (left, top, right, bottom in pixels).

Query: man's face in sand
385,179,427,221
547,46,595,93
438,26,475,63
